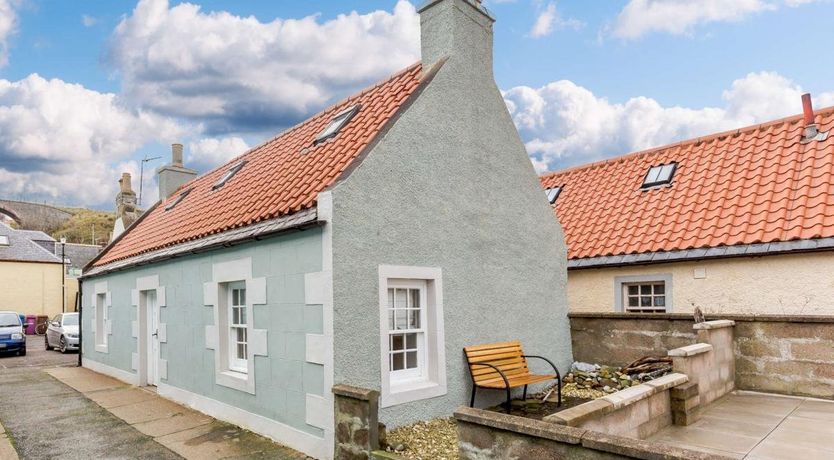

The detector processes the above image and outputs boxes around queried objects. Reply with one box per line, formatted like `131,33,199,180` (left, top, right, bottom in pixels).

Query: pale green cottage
81,1,571,458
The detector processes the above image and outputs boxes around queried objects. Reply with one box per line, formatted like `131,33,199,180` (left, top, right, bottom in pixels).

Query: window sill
216,369,254,394
94,344,108,353
221,370,248,380
382,378,446,408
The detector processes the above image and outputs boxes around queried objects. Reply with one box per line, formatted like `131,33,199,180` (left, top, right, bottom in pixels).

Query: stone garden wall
569,313,834,400
455,407,725,460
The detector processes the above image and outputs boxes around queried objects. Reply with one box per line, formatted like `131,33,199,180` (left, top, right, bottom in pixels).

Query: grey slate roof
0,222,62,264
55,243,102,271
567,237,834,269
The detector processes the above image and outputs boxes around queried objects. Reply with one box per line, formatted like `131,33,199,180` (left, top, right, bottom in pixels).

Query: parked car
0,311,26,356
45,312,79,353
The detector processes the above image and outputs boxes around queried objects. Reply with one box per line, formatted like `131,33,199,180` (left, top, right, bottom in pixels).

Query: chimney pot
119,172,133,193
172,143,184,166
802,93,815,126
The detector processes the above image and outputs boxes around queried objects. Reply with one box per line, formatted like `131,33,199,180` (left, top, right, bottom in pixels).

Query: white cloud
503,71,834,172
530,2,582,38
81,15,97,27
107,0,420,135
608,0,821,39
0,0,19,67
0,74,185,206
187,136,250,171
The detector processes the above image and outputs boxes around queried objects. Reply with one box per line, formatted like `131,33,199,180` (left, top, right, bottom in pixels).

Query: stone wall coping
693,319,736,330
545,373,689,425
668,343,713,357
569,312,834,324
455,406,585,444
333,384,379,401
457,406,731,460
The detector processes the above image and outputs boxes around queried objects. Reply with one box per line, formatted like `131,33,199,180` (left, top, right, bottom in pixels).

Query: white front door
145,290,159,386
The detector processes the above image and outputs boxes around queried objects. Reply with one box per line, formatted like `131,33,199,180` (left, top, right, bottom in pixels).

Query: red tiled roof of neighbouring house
541,106,834,261
94,63,425,267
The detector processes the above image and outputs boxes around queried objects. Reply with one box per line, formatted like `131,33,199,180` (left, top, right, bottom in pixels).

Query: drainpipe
77,280,83,367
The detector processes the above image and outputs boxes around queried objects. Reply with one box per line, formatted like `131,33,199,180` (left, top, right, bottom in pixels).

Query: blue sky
1,0,833,208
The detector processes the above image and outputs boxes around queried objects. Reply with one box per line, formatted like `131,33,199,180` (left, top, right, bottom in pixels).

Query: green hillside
53,208,115,246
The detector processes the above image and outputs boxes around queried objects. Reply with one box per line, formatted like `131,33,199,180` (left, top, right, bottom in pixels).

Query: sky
0,0,833,209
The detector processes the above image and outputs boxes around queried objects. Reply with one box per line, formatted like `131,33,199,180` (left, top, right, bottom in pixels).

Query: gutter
81,207,320,279
568,236,834,270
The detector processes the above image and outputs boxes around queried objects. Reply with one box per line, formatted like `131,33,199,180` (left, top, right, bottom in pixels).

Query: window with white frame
615,274,672,313
387,280,427,383
379,266,447,408
623,282,666,313
95,292,107,346
227,282,247,373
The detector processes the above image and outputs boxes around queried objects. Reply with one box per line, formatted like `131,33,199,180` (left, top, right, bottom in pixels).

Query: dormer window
314,105,360,144
642,162,677,188
545,187,562,204
0,235,8,245
165,188,192,211
213,161,246,190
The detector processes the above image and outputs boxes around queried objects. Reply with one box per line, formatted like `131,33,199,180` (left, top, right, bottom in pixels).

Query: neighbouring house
0,222,77,317
80,1,571,458
541,95,834,316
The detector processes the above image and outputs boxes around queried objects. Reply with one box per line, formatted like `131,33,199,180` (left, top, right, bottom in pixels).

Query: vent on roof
642,162,677,188
801,93,829,143
314,105,360,144
213,160,246,190
545,186,562,204
0,235,8,245
165,187,192,211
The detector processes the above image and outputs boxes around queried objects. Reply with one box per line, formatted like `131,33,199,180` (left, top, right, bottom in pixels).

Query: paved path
649,391,834,459
47,367,309,459
0,365,180,459
0,336,309,459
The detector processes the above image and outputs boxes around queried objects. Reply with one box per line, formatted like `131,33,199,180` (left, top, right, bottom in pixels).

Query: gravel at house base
385,418,459,460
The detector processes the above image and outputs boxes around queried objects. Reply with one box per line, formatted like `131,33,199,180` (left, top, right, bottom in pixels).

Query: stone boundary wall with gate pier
569,313,834,400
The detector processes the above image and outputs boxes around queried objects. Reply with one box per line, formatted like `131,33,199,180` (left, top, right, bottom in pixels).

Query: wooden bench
464,341,561,413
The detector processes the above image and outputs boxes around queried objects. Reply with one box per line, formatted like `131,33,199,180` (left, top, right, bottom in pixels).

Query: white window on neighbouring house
615,274,672,313
0,235,8,245
95,292,107,346
623,282,666,313
227,281,247,374
379,266,447,408
213,161,246,190
545,186,562,204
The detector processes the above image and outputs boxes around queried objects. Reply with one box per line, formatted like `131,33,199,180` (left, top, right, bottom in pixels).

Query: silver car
45,312,79,353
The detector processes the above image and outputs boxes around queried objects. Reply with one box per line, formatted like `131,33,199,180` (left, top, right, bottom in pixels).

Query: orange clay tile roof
94,63,424,267
540,106,834,261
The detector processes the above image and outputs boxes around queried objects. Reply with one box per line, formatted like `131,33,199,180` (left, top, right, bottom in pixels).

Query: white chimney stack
157,143,197,199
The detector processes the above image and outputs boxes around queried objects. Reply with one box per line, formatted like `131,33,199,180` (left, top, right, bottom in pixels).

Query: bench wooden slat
464,341,557,390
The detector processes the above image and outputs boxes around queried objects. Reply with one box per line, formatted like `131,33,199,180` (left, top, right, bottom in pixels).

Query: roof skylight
545,187,562,204
165,188,192,211
0,235,8,245
314,105,360,144
213,161,246,190
642,162,677,188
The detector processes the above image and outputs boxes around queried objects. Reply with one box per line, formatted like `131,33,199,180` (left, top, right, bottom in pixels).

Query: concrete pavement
47,367,310,459
0,365,180,459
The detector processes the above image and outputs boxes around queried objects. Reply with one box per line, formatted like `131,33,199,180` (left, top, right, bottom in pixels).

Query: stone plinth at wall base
455,406,730,460
670,381,701,426
333,384,380,460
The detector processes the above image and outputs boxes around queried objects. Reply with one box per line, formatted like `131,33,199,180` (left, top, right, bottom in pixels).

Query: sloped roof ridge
541,105,834,180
